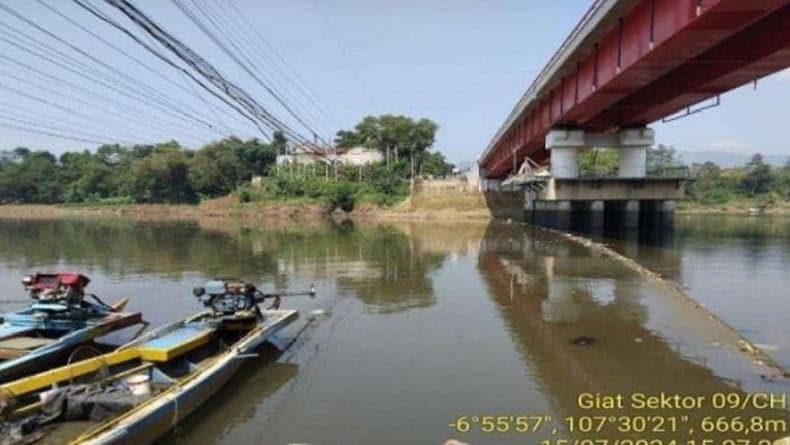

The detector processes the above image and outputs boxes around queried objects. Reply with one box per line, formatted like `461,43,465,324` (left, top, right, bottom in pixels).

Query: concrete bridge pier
546,127,654,180
624,200,640,230
532,200,573,231
515,127,683,233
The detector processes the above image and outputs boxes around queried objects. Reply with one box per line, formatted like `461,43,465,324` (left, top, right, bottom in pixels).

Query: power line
0,107,137,146
311,0,373,109
0,121,129,146
0,3,227,137
35,0,240,132
170,0,324,142
0,26,220,138
0,80,166,144
72,0,273,139
189,0,331,141
222,0,342,131
96,0,314,146
0,53,211,145
0,72,165,139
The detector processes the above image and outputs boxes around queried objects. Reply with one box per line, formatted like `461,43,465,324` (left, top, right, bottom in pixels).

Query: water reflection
478,223,788,442
0,218,467,315
0,217,787,444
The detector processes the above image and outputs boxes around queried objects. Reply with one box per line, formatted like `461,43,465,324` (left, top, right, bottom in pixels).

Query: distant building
276,145,383,166
336,146,384,166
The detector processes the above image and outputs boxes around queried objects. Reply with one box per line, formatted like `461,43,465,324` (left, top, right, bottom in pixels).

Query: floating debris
309,308,330,318
570,336,597,347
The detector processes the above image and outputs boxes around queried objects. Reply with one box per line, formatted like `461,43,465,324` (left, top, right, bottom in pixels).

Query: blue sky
0,0,788,165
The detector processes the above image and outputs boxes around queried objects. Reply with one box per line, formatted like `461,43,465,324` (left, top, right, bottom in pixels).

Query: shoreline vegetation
1,110,788,218
2,193,790,222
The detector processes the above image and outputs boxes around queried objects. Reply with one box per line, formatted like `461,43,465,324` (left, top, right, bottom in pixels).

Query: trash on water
309,309,330,318
570,336,596,347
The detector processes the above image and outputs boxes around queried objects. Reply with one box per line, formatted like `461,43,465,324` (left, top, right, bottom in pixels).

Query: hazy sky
0,0,788,164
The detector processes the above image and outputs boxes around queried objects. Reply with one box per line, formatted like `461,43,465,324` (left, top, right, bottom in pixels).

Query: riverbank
0,196,495,222
0,179,504,222
677,199,790,215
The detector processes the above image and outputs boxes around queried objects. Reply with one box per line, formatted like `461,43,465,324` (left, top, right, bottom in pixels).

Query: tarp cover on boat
0,383,143,445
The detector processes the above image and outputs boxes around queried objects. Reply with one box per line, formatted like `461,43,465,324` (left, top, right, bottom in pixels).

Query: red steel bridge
480,0,790,179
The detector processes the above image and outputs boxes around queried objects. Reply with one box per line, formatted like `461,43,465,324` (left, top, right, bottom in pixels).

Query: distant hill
677,151,789,168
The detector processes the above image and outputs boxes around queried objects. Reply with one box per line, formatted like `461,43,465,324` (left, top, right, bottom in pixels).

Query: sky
0,0,788,166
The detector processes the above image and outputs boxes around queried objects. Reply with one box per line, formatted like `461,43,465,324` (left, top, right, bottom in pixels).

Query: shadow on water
159,344,298,444
477,222,788,442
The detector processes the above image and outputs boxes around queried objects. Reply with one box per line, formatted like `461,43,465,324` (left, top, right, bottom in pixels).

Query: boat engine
192,279,263,315
22,272,90,306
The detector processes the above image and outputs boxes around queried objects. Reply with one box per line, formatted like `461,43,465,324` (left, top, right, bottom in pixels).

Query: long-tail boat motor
0,272,144,382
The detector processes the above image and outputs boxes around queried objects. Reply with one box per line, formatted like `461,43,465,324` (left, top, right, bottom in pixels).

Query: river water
0,216,787,444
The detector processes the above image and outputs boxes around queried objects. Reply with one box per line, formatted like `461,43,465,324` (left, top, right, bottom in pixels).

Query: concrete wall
407,178,523,220
543,178,685,201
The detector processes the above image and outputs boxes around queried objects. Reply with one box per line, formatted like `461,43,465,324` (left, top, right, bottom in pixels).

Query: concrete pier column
617,128,653,178
525,198,535,224
659,200,675,229
589,200,605,232
552,200,572,231
624,200,640,230
534,200,572,230
546,129,584,179
619,147,647,178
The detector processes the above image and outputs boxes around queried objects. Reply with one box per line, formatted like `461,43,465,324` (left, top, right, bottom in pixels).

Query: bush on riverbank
687,154,790,209
236,162,411,213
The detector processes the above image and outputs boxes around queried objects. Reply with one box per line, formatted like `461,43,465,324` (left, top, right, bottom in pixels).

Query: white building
276,145,383,166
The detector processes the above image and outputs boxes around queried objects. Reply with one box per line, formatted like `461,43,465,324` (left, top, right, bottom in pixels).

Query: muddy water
0,217,786,444
602,215,790,369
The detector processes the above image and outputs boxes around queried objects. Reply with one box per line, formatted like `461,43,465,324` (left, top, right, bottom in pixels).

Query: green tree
740,153,773,195
419,151,454,177
335,114,439,177
0,150,60,203
688,161,735,204
58,151,115,202
578,148,619,176
189,138,247,197
126,142,197,203
647,144,678,174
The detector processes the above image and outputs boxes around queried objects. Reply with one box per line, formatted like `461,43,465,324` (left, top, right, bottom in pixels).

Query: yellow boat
0,279,302,445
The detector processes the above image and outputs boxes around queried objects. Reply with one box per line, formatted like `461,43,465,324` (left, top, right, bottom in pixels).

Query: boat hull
76,310,298,445
0,311,142,383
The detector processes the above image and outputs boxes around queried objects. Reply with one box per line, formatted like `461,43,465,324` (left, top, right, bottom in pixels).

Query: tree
578,148,619,176
334,114,439,176
189,138,246,197
688,161,734,204
232,137,277,176
334,130,363,148
647,144,678,173
419,151,454,177
741,153,773,195
0,150,60,203
58,150,115,202
126,143,197,203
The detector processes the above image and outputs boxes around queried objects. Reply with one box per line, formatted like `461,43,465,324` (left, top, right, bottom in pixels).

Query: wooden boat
0,272,143,383
0,279,302,444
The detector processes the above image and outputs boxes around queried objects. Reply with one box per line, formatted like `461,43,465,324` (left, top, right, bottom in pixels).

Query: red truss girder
483,0,790,178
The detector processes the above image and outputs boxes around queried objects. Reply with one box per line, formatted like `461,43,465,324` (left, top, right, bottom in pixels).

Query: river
0,216,786,444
